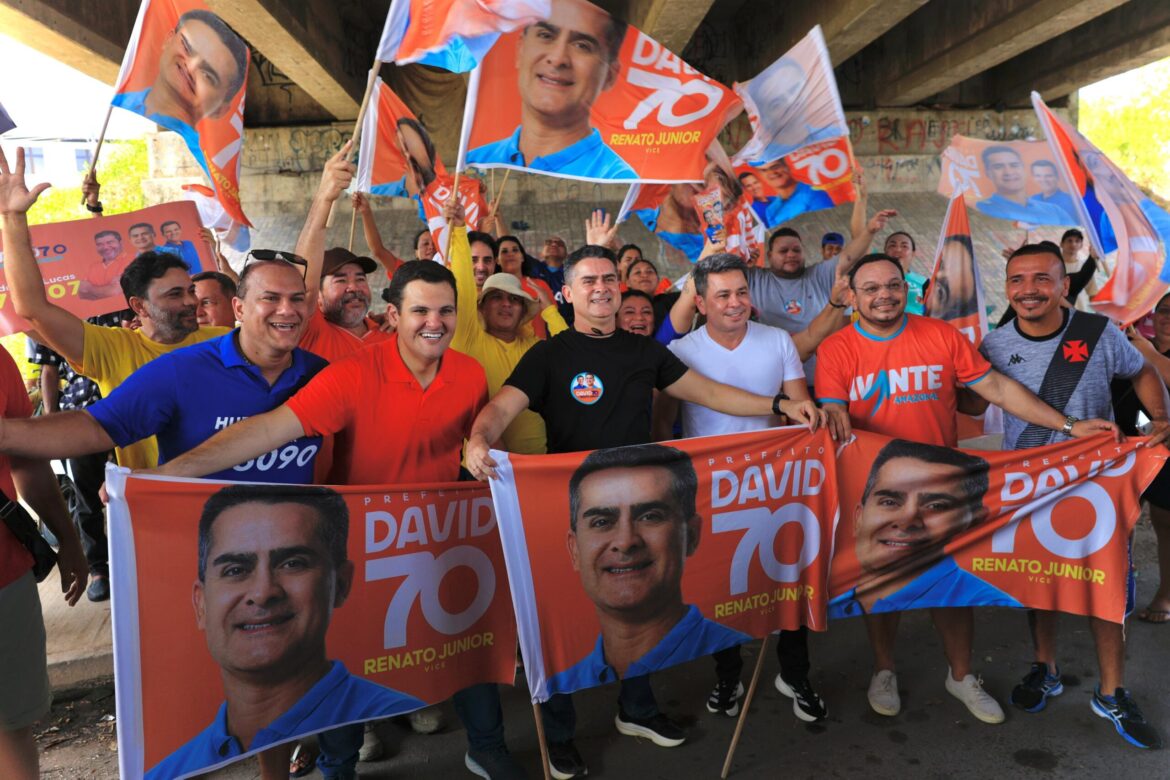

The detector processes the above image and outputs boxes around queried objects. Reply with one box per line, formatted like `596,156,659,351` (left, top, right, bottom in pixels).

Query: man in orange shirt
298,248,391,361
80,229,132,300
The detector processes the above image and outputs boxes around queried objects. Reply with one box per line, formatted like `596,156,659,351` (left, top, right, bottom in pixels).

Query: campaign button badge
570,372,604,405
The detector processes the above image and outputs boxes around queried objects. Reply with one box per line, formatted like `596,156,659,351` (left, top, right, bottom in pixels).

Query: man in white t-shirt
652,252,850,723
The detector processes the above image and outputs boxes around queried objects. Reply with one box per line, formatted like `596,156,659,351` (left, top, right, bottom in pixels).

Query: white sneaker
408,705,445,734
359,722,384,762
945,669,1005,724
868,670,901,716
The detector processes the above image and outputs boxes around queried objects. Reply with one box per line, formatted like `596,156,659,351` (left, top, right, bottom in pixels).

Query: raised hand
352,191,371,214
443,193,466,228
316,139,356,202
866,208,897,235
0,147,51,215
585,208,618,248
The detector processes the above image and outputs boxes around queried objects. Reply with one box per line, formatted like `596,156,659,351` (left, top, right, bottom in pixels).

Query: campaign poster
1032,93,1170,325
112,0,252,227
107,470,517,780
355,77,448,201
376,0,550,72
0,201,212,335
938,135,1077,227
734,137,856,229
490,426,839,702
828,431,1165,622
461,0,742,183
731,25,849,167
421,174,487,264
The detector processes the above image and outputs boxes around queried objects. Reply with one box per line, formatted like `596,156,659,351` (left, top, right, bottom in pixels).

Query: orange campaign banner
106,470,517,780
355,77,448,201
460,0,742,182
828,431,1165,623
1032,92,1170,325
420,174,488,264
0,201,212,336
733,137,856,229
937,135,1076,227
113,0,252,227
489,427,839,702
376,0,550,72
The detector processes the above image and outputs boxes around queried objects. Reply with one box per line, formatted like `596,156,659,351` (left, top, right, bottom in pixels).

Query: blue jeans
453,676,659,751
316,723,364,779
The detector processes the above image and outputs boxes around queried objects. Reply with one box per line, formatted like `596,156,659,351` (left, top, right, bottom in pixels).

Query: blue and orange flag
376,0,549,72
1032,92,1170,324
112,0,252,227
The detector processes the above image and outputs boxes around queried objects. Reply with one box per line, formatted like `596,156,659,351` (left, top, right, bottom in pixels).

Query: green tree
1079,57,1170,202
27,139,149,226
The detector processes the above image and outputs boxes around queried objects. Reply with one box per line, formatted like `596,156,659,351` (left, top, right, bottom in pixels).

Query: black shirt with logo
505,329,689,453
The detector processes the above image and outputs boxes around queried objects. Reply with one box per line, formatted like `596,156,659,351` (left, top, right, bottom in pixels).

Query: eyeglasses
243,249,309,279
544,239,565,246
854,281,906,296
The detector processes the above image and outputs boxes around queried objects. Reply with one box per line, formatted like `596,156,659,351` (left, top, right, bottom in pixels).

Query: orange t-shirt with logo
814,314,992,447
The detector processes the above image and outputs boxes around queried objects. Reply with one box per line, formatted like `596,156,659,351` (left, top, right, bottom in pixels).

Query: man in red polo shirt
144,258,486,485
299,247,392,361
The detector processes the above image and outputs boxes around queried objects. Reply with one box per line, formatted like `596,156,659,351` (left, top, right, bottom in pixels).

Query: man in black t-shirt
465,244,828,778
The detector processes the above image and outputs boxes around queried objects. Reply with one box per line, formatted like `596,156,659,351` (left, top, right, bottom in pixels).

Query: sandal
1136,608,1170,624
289,742,318,778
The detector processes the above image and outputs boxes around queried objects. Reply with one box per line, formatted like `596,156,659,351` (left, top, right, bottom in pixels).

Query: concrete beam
205,0,366,120
877,0,1131,107
626,0,717,54
0,0,132,85
981,0,1170,105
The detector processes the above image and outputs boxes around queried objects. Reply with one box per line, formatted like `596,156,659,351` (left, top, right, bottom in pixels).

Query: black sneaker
86,574,110,603
614,709,686,747
1091,687,1163,749
774,674,827,722
546,740,587,779
1010,662,1063,713
706,679,745,717
465,747,527,779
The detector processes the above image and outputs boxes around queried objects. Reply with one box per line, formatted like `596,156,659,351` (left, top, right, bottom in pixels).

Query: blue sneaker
1010,662,1063,712
1091,687,1163,749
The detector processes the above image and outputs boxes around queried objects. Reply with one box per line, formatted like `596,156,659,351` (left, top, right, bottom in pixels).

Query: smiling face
95,233,123,262
927,240,977,319
234,263,307,351
139,267,199,340
542,236,567,265
626,260,659,294
617,295,654,335
320,263,372,329
760,159,793,191
162,223,183,243
617,247,642,279
516,0,619,130
195,277,236,327
696,270,751,338
387,279,457,366
1032,163,1060,197
416,231,436,261
567,466,697,619
480,289,526,336
563,256,619,324
1005,251,1068,325
985,151,1025,196
498,239,525,276
854,458,982,578
883,234,914,270
129,225,156,252
156,18,242,125
470,241,497,290
740,173,765,200
194,502,351,680
398,123,435,196
851,259,906,330
767,234,805,278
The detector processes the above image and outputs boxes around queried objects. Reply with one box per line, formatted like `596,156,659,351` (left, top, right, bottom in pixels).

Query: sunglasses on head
243,249,309,279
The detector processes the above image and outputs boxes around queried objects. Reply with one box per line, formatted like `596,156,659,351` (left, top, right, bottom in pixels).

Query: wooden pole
488,168,511,225
490,168,495,204
720,634,770,779
442,170,461,262
326,60,382,229
348,203,359,252
90,105,115,171
532,702,553,780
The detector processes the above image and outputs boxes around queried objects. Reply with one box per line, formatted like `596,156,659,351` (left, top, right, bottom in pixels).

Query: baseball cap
821,232,845,247
322,247,377,276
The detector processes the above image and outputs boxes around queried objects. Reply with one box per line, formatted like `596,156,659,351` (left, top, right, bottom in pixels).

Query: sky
0,32,154,141
1079,56,1163,103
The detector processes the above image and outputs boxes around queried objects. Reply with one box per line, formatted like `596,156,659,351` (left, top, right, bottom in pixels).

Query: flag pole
443,170,461,262
488,168,511,223
348,204,359,252
91,105,115,172
720,634,770,779
532,702,553,780
327,60,382,229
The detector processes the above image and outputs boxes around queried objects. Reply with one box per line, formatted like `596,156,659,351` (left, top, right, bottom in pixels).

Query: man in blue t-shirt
466,0,636,181
550,444,750,697
145,484,424,780
829,439,1012,618
756,158,834,227
161,220,204,274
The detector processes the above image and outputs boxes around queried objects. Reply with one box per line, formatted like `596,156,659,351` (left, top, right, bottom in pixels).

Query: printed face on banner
360,79,448,199
114,1,251,226
733,137,855,229
0,202,212,336
491,428,838,700
112,477,516,779
828,431,1164,621
938,137,1076,227
466,0,741,182
421,175,487,262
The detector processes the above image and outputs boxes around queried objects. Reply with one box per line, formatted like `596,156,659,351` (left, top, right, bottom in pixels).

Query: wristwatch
772,392,789,416
1060,415,1078,436
85,201,104,213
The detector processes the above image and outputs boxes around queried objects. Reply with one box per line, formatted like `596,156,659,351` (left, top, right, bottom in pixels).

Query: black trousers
67,450,111,575
713,627,811,683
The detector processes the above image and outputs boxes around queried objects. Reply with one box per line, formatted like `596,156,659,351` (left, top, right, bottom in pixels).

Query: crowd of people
1,132,1168,780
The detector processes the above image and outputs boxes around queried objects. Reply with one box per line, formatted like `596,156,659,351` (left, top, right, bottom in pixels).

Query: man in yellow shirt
0,147,229,471
448,203,566,455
